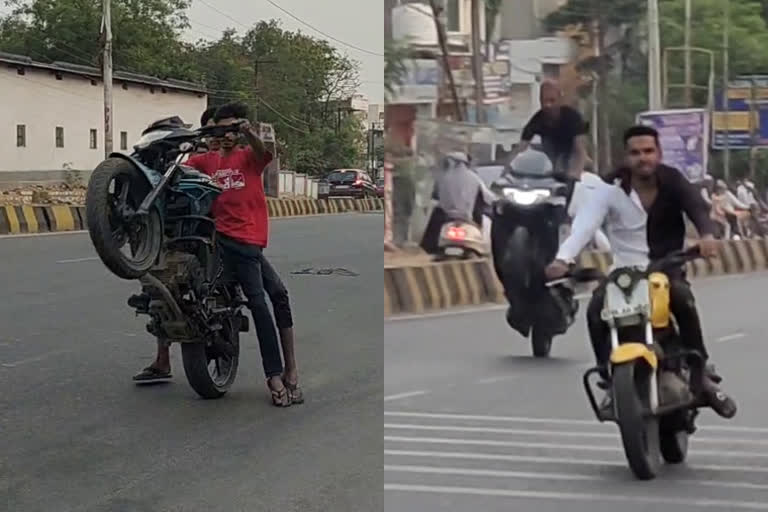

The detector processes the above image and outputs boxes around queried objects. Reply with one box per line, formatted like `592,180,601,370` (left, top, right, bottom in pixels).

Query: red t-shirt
186,147,273,247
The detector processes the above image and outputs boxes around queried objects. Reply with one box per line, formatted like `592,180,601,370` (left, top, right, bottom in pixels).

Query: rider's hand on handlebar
699,235,719,259
545,259,569,280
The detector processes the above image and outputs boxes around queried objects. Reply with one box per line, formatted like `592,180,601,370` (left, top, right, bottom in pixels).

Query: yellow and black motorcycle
555,246,711,480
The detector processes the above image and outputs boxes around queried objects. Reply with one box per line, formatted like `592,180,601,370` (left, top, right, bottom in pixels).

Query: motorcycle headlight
502,188,551,206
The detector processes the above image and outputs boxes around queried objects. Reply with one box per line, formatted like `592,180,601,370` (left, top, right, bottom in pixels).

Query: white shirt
557,181,649,269
568,172,612,252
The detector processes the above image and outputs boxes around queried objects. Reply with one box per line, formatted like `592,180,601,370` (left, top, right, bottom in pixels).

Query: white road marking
384,390,430,402
384,423,768,446
384,449,768,473
384,435,768,458
384,464,768,491
56,256,100,264
383,484,768,510
717,332,747,342
476,375,519,384
385,410,768,434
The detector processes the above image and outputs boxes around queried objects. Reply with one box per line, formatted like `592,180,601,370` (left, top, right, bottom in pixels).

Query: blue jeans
261,255,293,329
218,234,283,378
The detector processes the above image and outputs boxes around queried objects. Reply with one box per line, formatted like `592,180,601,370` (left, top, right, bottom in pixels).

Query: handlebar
647,245,702,273
196,121,245,138
546,245,705,288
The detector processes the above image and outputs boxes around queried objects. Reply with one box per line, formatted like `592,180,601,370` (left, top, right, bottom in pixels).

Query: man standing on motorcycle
517,81,589,178
544,125,737,419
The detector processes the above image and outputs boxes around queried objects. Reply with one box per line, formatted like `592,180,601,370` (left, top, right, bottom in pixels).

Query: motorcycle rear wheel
613,362,661,480
86,158,162,279
181,317,241,399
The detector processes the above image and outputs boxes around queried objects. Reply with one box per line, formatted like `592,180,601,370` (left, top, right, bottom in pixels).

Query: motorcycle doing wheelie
85,117,250,399
552,247,715,480
490,149,576,357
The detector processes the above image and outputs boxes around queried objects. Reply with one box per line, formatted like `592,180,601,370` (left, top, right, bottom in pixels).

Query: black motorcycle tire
181,321,240,399
531,328,553,358
659,414,689,464
86,158,163,280
613,362,661,480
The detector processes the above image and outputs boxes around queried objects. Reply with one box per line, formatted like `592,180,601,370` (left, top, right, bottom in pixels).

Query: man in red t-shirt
132,103,297,406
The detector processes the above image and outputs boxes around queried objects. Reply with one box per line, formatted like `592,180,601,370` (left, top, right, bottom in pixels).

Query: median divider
0,198,383,235
384,238,768,317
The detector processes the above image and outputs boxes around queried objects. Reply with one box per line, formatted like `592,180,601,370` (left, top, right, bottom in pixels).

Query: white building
0,52,207,182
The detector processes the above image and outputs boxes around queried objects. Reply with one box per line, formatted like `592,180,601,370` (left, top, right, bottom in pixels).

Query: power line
263,0,383,57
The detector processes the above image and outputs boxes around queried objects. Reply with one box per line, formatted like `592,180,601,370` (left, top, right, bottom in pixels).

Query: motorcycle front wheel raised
86,158,163,279
613,362,662,480
181,318,241,399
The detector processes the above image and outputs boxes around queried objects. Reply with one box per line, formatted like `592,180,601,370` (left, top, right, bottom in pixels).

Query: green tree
545,0,645,170
0,0,195,79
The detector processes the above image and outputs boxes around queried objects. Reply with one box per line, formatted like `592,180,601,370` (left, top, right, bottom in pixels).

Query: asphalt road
385,273,768,511
0,213,382,512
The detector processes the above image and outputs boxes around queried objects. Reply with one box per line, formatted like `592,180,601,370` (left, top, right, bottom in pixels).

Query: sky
186,0,383,104
0,0,384,104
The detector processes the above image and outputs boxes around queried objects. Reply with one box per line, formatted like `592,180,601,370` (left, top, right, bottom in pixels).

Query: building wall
0,65,207,173
499,0,567,40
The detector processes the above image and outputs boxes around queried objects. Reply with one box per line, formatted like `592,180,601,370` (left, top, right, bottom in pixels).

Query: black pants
218,234,283,378
261,255,293,329
587,275,708,375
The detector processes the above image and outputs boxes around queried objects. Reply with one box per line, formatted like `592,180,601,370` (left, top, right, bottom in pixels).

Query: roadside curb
384,238,768,317
0,198,383,235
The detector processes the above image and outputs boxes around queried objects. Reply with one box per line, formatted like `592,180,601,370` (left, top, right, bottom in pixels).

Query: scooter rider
435,151,496,224
544,125,737,419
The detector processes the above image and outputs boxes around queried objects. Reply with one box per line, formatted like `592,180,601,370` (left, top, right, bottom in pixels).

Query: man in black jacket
546,125,736,419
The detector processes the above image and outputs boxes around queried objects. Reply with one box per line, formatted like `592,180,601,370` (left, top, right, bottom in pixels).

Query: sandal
268,378,291,407
284,380,304,404
133,366,172,384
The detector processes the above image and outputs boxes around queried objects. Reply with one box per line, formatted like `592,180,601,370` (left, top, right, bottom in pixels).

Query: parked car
376,177,384,198
327,169,377,199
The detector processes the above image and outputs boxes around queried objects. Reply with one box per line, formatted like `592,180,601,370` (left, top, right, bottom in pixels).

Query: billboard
636,108,709,182
712,77,768,149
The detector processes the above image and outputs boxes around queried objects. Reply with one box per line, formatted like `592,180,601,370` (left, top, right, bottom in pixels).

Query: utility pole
470,0,485,123
723,0,731,182
253,59,277,121
684,0,692,106
429,0,463,121
101,0,113,156
648,0,663,110
591,20,600,169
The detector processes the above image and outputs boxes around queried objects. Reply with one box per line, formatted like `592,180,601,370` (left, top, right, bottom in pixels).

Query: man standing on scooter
544,125,737,419
517,80,589,179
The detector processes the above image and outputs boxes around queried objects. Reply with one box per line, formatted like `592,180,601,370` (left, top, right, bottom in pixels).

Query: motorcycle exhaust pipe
139,273,185,320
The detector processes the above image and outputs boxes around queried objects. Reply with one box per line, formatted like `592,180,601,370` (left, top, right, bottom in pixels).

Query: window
445,0,460,32
55,126,64,148
120,131,128,150
16,125,25,147
90,129,97,149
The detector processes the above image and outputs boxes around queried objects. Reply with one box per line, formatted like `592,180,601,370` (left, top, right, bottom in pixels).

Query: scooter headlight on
616,273,632,289
502,187,551,206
